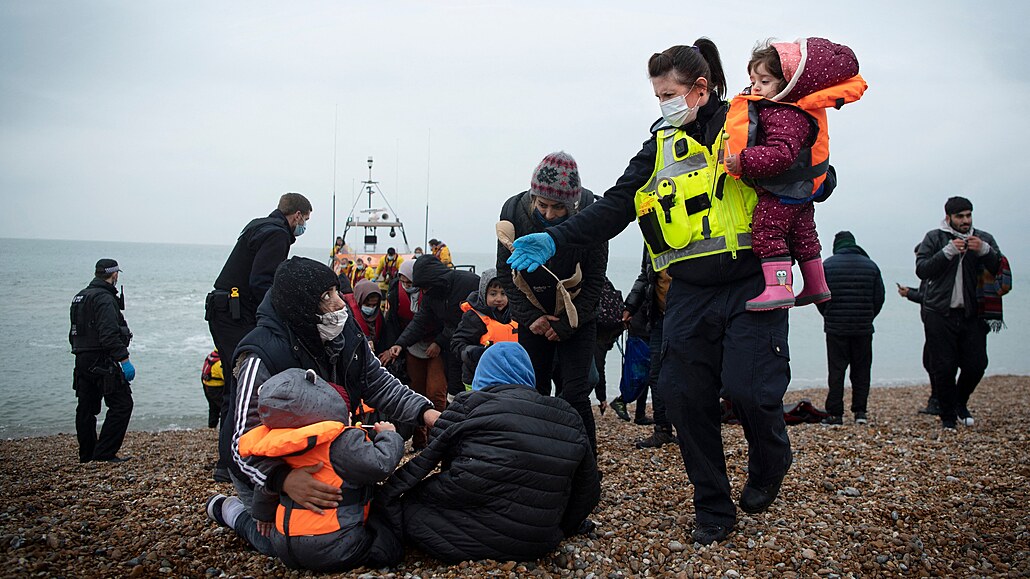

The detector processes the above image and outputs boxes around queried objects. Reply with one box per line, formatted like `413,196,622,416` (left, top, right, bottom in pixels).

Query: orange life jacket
460,302,518,345
237,421,370,536
725,74,866,201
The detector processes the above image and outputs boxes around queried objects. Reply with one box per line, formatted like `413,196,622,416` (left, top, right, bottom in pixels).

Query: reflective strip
657,153,709,179
652,233,752,270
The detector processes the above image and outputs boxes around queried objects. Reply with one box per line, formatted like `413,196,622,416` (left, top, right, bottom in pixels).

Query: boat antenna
330,105,338,263
424,129,431,250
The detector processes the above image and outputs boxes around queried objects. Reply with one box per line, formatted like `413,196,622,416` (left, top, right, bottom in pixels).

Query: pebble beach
3,376,1029,578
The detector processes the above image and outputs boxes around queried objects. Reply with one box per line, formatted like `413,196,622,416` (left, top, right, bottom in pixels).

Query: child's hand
256,521,273,538
725,153,742,175
373,421,396,433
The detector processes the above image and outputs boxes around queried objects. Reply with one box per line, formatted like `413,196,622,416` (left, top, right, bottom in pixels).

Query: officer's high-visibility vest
634,124,758,271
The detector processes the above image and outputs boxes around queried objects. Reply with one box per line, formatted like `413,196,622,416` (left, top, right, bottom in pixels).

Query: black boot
635,427,676,449
918,397,941,415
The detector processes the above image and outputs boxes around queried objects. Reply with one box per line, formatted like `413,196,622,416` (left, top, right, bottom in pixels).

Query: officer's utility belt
206,287,243,321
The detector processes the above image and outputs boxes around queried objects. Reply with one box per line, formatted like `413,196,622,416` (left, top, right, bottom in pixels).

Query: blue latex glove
507,233,556,272
120,359,136,382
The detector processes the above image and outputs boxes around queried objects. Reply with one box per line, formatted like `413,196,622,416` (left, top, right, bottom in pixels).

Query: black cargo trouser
648,313,671,431
74,353,134,462
823,333,873,417
659,275,792,529
923,309,988,422
520,319,598,454
206,292,256,470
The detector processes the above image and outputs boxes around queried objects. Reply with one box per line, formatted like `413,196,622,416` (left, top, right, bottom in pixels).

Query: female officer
507,38,792,545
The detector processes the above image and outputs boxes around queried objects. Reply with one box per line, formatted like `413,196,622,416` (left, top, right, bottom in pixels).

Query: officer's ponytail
647,37,727,100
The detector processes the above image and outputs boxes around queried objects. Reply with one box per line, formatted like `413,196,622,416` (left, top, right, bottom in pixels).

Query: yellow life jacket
634,124,758,271
725,74,867,201
460,302,518,345
237,421,370,536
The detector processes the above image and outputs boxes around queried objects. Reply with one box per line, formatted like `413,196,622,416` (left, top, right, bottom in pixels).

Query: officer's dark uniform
70,260,133,463
206,210,296,475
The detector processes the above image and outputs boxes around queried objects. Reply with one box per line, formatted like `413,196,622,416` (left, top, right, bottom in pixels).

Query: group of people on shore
69,32,1010,572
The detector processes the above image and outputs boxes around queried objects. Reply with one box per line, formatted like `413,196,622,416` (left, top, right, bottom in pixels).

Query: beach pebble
1,378,1028,577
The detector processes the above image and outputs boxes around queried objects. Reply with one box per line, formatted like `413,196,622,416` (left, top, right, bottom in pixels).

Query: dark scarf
977,255,1012,332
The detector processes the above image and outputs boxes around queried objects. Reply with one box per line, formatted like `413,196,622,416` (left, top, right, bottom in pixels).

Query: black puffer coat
381,384,601,562
816,247,885,335
394,256,480,350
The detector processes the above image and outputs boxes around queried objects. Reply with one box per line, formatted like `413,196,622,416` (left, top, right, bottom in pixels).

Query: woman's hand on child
373,421,396,433
283,462,342,514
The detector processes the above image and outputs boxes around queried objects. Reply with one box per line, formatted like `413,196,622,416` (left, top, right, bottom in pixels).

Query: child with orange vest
450,269,518,389
227,368,405,571
723,37,866,311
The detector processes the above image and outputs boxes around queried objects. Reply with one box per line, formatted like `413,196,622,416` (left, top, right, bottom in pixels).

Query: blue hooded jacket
471,342,535,391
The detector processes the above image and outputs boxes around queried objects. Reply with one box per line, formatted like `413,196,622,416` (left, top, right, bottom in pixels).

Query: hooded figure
450,268,518,386
237,368,405,571
346,279,385,352
380,342,601,563
392,255,480,396
220,257,433,557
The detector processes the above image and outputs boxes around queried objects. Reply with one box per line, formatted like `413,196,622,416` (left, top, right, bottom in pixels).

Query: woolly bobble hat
271,257,339,330
530,151,582,205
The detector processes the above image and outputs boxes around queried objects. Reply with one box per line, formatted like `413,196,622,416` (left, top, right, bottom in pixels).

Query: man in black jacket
206,192,311,482
916,197,1002,430
388,255,480,399
496,152,608,454
380,342,600,564
816,232,884,425
70,259,135,463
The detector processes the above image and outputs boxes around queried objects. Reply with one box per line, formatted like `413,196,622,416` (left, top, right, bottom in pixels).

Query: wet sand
2,376,1029,578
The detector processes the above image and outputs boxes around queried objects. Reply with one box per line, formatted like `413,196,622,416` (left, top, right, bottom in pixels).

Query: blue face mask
533,208,568,228
361,305,377,316
294,222,306,236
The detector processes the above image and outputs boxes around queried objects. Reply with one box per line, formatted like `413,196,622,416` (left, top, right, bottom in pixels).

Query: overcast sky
2,0,1027,269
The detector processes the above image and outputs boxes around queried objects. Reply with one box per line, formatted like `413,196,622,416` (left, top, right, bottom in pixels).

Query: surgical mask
660,84,699,127
294,222,306,236
317,307,348,341
360,305,377,316
403,285,420,295
533,208,568,228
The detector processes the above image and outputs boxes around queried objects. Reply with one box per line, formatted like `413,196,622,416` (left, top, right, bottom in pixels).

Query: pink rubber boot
746,259,795,311
794,258,831,306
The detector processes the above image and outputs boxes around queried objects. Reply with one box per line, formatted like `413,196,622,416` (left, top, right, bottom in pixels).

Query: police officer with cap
70,258,135,463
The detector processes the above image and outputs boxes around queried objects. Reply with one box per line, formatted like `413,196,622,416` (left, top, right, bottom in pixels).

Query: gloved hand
119,359,136,382
507,232,556,272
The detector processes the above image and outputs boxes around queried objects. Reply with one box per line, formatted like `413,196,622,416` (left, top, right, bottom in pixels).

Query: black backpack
596,277,624,330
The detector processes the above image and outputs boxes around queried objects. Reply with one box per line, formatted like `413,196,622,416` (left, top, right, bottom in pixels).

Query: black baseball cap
95,258,122,276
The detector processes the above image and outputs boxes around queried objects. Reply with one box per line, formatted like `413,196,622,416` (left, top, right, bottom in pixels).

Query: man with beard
915,197,1002,430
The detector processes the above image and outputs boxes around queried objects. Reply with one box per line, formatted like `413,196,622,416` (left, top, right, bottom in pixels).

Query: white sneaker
957,407,975,427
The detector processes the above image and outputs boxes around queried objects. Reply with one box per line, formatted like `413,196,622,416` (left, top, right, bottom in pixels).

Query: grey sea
1,237,1026,439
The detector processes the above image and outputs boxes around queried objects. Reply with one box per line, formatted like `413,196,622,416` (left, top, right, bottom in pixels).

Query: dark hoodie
450,268,514,385
381,343,600,563
394,256,480,350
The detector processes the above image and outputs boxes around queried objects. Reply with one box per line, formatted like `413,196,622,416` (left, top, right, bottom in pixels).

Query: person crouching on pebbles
204,256,438,556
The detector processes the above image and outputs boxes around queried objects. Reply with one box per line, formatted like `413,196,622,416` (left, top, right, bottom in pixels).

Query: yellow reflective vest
634,125,758,271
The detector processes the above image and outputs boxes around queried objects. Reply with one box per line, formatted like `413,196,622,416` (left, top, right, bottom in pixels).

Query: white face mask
317,307,349,341
660,83,699,127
